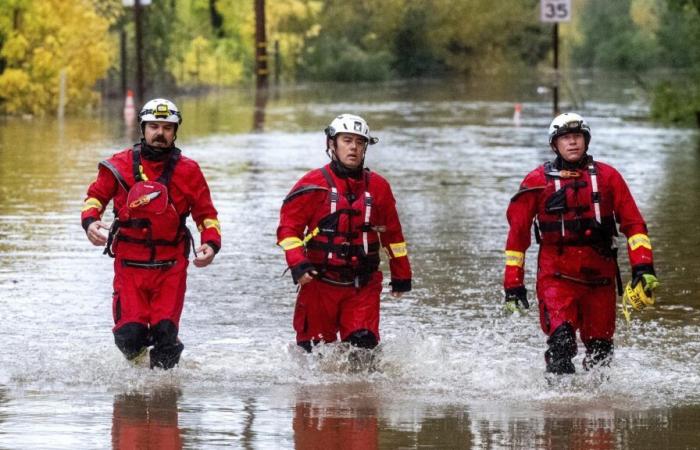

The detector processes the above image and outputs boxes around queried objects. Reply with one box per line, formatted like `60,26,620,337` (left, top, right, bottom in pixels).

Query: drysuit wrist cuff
82,217,98,232
390,278,411,293
504,285,526,297
632,264,655,278
291,261,315,284
205,240,220,255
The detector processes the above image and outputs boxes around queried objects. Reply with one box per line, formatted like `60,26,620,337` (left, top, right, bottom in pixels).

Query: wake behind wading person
277,114,412,360
503,113,659,376
81,99,221,369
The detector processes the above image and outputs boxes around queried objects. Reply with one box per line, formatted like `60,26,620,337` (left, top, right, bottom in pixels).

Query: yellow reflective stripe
628,233,652,251
81,197,103,212
278,237,303,251
389,241,408,258
198,218,221,234
505,250,525,267
303,227,320,244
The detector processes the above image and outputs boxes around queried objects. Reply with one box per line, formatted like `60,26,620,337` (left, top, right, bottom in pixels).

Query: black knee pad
151,320,178,346
149,320,184,370
345,329,378,350
545,323,577,374
583,338,614,370
113,323,149,359
113,322,150,360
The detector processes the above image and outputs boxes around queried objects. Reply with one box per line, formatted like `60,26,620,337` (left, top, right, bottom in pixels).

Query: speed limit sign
541,0,571,22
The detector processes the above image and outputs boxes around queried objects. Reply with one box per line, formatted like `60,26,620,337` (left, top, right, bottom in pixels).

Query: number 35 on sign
541,0,571,22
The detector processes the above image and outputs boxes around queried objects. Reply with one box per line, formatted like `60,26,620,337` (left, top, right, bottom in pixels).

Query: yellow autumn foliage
0,0,113,115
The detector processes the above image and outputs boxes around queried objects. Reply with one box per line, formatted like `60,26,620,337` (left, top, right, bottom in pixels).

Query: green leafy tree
651,0,700,124
570,0,660,71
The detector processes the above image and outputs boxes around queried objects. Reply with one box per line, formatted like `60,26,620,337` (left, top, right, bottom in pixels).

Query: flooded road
1,74,699,449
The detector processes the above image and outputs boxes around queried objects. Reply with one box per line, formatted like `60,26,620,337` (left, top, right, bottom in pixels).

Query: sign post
540,0,571,116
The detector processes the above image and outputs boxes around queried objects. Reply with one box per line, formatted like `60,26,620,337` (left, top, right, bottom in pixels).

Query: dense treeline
0,0,699,123
568,0,700,124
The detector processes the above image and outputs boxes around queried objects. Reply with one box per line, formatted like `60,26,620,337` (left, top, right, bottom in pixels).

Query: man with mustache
503,112,658,376
81,98,221,369
277,114,412,355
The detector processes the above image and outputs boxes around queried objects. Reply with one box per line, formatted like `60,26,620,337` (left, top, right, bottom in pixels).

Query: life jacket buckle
338,241,351,258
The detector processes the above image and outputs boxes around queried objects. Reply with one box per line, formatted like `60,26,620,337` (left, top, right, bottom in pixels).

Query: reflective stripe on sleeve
278,237,303,251
505,250,525,267
628,233,652,251
198,218,221,234
389,241,408,258
81,197,103,212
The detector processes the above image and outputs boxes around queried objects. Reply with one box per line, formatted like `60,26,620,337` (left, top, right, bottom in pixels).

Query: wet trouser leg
149,320,184,369
545,323,577,374
583,339,613,370
114,322,151,360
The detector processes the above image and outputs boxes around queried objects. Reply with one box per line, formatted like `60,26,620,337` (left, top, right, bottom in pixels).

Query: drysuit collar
140,138,175,162
330,159,364,180
553,153,591,170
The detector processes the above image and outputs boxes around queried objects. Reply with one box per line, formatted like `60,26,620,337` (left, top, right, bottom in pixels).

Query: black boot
583,339,613,371
149,320,184,370
545,323,577,375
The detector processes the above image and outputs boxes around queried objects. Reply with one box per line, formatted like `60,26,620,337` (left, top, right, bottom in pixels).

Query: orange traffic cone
124,89,136,124
513,103,522,127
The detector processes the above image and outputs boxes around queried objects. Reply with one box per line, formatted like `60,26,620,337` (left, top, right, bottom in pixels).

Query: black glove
504,286,529,313
631,264,658,293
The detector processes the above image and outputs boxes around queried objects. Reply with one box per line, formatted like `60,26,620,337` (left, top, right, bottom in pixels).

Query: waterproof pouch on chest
114,179,183,261
126,181,169,216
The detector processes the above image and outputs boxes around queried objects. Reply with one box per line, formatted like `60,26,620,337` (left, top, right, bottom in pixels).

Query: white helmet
325,114,379,145
139,98,182,127
548,112,591,148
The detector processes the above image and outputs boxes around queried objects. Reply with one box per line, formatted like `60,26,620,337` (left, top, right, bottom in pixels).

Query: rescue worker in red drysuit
503,112,659,374
81,98,221,369
277,114,412,352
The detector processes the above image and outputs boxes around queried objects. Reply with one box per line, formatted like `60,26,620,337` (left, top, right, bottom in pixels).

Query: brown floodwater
0,74,699,449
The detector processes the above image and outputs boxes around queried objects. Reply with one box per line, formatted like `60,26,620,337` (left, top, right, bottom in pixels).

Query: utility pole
274,40,280,85
134,0,145,104
254,0,268,89
120,26,128,97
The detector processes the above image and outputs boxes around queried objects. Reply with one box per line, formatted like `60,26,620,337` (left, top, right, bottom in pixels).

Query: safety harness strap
363,192,373,255
121,259,176,269
306,240,380,255
283,185,329,204
132,144,182,184
99,160,130,193
588,161,602,224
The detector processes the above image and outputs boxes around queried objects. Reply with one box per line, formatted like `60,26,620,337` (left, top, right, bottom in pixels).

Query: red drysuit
82,144,221,343
504,157,653,342
278,163,411,345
